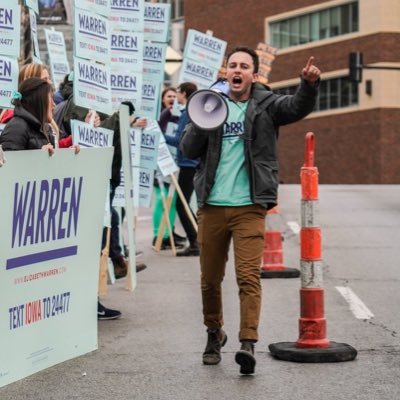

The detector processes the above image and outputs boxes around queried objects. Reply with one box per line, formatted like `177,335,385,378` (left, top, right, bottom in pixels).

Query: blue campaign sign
179,58,219,90
74,7,110,64
184,29,227,70
143,42,167,83
0,56,18,109
111,68,142,112
45,29,70,88
137,167,154,208
71,120,114,148
0,2,21,58
73,57,112,115
144,2,170,43
110,30,144,72
110,0,145,32
139,80,161,120
130,119,160,171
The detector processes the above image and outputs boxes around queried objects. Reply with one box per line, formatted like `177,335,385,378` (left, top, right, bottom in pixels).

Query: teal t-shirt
207,99,252,206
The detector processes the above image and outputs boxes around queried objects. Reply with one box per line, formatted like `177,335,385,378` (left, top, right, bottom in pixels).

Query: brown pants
197,204,265,341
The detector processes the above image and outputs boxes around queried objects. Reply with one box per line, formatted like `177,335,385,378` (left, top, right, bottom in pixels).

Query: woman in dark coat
0,77,55,155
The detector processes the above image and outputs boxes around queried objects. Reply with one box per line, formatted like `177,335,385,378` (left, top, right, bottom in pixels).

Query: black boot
235,341,256,374
176,240,199,257
202,328,228,365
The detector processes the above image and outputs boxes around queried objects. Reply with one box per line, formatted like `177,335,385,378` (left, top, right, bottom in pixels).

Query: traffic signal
349,52,363,83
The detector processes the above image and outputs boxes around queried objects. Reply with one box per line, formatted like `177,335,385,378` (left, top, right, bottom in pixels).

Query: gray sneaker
202,328,228,365
235,341,256,374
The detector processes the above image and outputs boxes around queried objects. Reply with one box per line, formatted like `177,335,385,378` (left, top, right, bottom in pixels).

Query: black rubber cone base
260,268,300,279
269,342,357,363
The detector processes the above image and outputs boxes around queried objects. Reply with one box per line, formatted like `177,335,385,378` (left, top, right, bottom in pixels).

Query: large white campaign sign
0,148,113,388
110,0,145,32
0,56,19,109
143,42,167,83
184,29,227,70
0,2,21,58
179,58,219,90
74,7,110,64
74,57,112,115
45,29,70,88
144,2,170,43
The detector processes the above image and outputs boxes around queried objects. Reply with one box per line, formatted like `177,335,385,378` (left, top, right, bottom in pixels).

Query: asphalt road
1,185,399,400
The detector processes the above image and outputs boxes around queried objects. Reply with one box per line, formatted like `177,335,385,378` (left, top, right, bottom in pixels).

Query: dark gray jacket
180,79,318,210
0,106,53,151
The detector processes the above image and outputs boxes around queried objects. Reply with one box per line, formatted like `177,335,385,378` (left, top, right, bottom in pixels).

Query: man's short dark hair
227,46,259,73
178,82,198,98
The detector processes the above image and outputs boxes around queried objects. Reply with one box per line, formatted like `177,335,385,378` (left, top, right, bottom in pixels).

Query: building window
270,2,358,49
274,77,358,112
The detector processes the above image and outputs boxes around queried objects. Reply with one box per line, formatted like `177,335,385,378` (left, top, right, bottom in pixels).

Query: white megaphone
187,79,230,130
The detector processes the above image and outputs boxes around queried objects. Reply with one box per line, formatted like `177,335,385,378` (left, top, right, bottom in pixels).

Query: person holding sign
0,63,78,151
165,82,199,256
181,48,320,374
153,87,185,250
0,77,56,154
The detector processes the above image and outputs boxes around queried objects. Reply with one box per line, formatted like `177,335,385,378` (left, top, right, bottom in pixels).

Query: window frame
268,1,359,50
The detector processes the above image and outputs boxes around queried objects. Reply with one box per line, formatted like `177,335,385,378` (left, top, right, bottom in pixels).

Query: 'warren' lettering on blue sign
111,74,137,90
186,62,214,79
142,84,155,98
78,14,107,38
48,33,62,44
0,8,13,27
193,34,223,52
111,0,139,9
78,125,110,147
78,63,107,87
12,177,83,248
0,59,12,79
143,45,162,61
144,5,165,20
111,34,138,50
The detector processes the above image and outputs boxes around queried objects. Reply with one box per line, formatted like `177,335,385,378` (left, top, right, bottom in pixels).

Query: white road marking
287,221,301,234
336,286,374,320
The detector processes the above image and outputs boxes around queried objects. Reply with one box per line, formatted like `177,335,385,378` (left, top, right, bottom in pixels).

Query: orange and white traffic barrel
268,132,357,362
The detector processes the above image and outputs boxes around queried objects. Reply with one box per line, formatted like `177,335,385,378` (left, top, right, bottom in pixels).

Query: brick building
183,0,400,183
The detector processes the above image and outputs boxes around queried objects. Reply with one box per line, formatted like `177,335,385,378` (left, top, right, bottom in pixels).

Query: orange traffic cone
269,132,357,362
261,206,300,279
